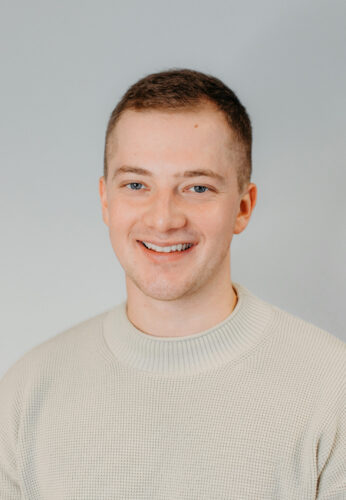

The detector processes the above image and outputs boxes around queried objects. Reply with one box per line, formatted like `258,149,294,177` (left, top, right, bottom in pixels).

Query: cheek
107,201,133,241
108,195,142,224
195,204,235,238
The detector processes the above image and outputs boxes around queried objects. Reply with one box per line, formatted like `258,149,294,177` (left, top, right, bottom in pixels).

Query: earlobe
233,217,246,235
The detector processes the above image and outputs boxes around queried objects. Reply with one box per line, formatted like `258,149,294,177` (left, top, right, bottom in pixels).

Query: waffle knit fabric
0,282,345,499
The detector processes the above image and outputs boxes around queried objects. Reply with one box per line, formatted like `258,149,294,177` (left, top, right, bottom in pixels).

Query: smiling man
99,99,256,338
1,69,345,499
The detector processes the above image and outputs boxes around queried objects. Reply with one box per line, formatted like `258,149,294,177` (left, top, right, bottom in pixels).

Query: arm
316,381,346,499
0,366,23,499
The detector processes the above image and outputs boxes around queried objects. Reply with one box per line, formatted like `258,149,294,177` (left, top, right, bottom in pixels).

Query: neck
125,276,238,339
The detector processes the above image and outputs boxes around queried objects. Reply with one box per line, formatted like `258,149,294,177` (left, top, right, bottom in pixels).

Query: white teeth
142,241,193,252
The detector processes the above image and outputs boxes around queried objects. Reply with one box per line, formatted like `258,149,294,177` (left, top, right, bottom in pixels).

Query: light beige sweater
1,282,345,499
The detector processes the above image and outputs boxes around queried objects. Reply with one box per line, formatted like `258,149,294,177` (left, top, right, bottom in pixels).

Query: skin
99,104,257,338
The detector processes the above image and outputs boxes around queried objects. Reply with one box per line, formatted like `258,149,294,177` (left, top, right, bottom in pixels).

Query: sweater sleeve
0,364,24,499
316,381,346,499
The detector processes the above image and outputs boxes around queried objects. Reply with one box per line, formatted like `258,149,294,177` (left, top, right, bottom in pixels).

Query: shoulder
265,300,346,383
269,301,346,352
253,297,346,427
0,307,114,394
241,281,346,368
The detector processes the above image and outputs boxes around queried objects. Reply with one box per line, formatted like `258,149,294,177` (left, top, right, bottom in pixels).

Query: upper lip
137,240,196,247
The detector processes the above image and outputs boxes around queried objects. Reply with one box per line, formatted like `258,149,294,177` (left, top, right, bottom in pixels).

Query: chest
17,371,319,499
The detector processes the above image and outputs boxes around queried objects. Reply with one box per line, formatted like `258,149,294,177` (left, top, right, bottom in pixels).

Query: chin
132,276,194,302
142,285,187,302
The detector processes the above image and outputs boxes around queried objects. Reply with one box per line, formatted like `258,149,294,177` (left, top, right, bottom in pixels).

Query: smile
136,240,196,261
141,241,194,253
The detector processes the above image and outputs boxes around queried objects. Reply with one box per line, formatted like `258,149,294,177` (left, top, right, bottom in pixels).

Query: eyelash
123,183,212,194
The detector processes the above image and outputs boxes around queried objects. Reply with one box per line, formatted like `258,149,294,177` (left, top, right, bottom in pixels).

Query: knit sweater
0,282,345,499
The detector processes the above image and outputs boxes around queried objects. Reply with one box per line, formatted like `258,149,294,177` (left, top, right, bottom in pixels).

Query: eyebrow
112,165,226,183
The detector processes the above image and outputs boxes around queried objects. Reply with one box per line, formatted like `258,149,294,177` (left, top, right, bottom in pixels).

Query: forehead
106,106,242,176
110,104,235,146
115,103,229,130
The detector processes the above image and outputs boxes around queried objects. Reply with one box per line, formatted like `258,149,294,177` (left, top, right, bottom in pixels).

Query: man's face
99,105,256,302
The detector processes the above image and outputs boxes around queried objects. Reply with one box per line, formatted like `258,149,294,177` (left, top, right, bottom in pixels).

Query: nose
141,189,187,233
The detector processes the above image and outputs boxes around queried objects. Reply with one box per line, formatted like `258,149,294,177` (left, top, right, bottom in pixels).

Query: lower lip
136,241,197,262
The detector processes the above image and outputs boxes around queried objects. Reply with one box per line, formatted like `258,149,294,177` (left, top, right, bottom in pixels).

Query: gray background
1,0,345,378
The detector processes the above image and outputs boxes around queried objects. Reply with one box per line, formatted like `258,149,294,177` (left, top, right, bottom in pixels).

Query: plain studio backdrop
0,0,345,377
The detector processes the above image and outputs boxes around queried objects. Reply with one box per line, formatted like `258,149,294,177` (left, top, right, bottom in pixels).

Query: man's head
103,69,252,196
99,69,257,303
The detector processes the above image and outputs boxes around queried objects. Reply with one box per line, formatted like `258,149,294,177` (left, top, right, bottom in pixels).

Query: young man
1,70,345,499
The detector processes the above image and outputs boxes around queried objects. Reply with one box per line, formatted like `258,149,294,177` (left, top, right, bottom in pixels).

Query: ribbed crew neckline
102,282,274,376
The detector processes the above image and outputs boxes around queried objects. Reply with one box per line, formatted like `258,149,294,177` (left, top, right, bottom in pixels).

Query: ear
233,183,257,234
99,176,109,227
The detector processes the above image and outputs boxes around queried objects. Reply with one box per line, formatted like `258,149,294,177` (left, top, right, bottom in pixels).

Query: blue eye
190,185,209,193
126,183,144,190
124,183,211,193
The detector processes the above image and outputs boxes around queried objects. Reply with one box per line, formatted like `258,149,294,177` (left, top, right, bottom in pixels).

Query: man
0,69,345,499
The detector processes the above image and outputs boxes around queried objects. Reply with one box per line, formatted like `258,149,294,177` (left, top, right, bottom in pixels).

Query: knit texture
0,282,345,499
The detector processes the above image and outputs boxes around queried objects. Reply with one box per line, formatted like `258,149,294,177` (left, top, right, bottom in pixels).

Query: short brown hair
104,68,252,193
